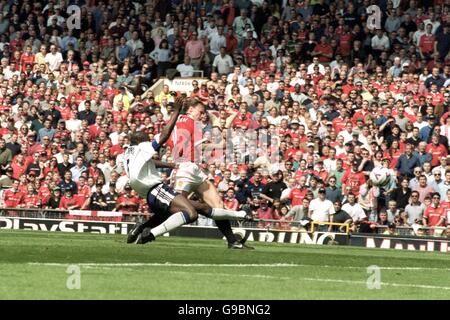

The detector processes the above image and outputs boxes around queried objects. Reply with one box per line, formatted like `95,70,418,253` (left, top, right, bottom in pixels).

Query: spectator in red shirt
426,134,448,167
88,115,103,140
419,24,435,60
414,175,436,203
243,39,261,66
116,184,140,213
311,36,333,63
338,25,353,58
341,160,366,196
256,199,275,228
21,184,41,208
232,111,252,130
77,176,92,207
59,189,81,210
110,135,126,157
19,45,35,72
11,153,27,180
423,192,446,227
2,180,24,208
282,175,308,207
56,97,72,121
223,188,239,211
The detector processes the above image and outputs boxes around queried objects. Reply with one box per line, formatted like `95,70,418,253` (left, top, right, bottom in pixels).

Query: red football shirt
426,143,448,167
341,170,366,196
424,205,445,227
3,190,24,207
419,34,435,54
21,194,41,208
168,115,203,163
289,187,308,206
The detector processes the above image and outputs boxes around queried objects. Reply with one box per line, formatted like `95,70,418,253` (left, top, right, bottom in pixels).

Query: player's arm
153,160,178,169
201,138,225,151
225,110,239,128
158,96,185,146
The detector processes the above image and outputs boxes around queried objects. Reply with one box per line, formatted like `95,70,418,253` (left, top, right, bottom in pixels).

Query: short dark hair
129,131,149,145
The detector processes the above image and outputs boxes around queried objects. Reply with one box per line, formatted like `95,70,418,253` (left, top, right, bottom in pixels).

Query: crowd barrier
1,208,449,253
224,217,448,238
1,208,448,237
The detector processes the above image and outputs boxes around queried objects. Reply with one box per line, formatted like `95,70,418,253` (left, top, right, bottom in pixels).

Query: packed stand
0,0,449,235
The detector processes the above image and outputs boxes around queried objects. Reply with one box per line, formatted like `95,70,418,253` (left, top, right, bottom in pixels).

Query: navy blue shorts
147,183,179,216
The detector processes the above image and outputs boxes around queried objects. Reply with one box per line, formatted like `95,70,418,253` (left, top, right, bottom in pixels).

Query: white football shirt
123,140,162,198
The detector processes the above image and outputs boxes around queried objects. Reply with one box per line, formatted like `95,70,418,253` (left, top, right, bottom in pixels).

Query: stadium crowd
0,0,450,235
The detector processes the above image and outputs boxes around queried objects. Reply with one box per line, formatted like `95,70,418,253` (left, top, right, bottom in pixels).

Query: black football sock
215,220,237,244
141,214,167,229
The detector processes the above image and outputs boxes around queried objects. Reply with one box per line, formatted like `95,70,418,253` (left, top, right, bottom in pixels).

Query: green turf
0,230,449,299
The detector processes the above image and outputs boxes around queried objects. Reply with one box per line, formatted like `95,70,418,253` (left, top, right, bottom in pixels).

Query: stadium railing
1,208,448,238
221,218,449,238
373,225,449,237
222,218,351,234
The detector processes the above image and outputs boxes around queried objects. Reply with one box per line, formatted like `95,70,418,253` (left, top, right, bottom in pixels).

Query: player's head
129,131,149,145
187,98,205,121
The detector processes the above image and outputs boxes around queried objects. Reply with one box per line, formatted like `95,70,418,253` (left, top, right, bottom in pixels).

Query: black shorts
147,183,179,216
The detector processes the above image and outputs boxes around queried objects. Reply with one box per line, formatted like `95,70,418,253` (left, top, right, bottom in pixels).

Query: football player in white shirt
125,98,252,244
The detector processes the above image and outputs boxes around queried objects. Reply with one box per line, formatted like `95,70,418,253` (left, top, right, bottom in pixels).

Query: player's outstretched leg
189,200,254,249
127,214,167,243
136,195,198,244
128,201,253,249
127,222,144,244
196,180,253,221
216,220,254,249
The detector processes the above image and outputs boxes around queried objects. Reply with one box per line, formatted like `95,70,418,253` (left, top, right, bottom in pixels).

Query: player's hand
173,96,186,112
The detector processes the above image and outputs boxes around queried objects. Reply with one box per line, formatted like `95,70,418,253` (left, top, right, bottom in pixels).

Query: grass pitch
0,230,449,299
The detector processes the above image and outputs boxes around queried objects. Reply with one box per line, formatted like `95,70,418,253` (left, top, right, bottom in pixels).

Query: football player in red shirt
167,98,253,248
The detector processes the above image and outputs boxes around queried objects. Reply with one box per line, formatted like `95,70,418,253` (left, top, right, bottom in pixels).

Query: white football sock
210,208,246,220
150,211,190,238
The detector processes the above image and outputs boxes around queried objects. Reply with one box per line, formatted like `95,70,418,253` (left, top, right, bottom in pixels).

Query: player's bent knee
183,209,198,222
198,181,223,208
